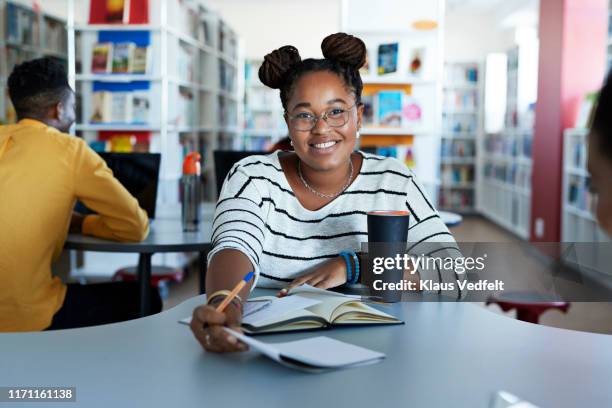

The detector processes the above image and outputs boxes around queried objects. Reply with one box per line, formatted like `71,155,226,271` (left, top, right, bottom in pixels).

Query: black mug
366,210,410,302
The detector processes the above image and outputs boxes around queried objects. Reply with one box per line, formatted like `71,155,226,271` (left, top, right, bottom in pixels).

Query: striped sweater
208,151,463,297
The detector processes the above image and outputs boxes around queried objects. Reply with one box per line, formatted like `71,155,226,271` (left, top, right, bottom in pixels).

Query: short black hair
591,69,612,160
8,57,72,119
258,33,366,111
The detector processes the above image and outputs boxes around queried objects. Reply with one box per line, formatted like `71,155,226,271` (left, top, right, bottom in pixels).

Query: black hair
591,69,612,160
258,33,366,111
7,57,72,119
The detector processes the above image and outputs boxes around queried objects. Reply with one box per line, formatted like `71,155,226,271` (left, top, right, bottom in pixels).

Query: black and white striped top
209,150,461,295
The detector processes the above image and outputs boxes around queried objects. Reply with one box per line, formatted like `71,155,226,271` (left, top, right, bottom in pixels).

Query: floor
163,215,612,335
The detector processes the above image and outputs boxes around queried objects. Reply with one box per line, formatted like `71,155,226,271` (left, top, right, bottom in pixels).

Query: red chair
113,266,184,299
486,292,570,324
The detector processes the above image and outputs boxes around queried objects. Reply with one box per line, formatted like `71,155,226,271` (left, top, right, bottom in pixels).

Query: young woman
190,33,459,352
588,70,612,235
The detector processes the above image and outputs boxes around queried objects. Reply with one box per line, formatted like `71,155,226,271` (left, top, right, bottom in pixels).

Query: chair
486,291,570,324
213,150,268,197
113,266,184,300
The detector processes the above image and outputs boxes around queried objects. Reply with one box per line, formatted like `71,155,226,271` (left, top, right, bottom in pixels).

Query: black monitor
214,150,268,196
76,152,161,219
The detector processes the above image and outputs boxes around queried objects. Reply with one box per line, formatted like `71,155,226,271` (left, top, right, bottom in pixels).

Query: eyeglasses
285,103,358,131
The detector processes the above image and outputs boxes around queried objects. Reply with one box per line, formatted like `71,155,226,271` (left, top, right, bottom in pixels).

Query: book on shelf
377,43,399,75
377,91,403,127
402,96,422,125
130,46,150,74
91,43,114,73
91,91,145,124
91,43,150,74
567,176,596,214
441,139,476,158
107,0,130,23
439,189,474,209
91,91,113,123
371,145,415,168
6,3,39,46
98,131,151,152
89,0,149,24
43,18,68,54
445,64,479,85
131,91,150,124
112,43,135,73
441,165,474,184
361,94,375,126
110,92,133,123
408,48,425,77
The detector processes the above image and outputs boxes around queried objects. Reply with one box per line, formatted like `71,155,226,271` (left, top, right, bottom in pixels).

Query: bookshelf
561,127,611,280
478,46,535,240
349,33,442,201
438,61,482,214
0,0,68,124
242,59,287,150
67,0,242,203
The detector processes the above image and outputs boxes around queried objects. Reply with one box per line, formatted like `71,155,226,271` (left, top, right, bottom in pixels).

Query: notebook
241,285,403,334
225,328,385,372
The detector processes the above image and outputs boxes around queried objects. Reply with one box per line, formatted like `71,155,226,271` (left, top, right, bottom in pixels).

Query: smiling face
587,132,612,235
285,70,363,171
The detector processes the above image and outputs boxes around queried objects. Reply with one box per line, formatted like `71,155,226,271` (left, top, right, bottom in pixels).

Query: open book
241,285,402,334
225,328,385,372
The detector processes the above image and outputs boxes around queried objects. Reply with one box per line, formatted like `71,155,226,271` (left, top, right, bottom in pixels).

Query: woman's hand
190,302,248,353
278,256,347,296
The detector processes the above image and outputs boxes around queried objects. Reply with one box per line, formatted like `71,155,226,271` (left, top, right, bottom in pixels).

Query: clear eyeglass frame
285,103,359,131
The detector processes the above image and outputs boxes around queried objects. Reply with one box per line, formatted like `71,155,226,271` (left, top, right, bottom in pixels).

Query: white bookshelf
342,0,445,201
478,44,537,240
479,129,532,239
242,59,286,150
561,128,611,280
438,61,483,214
67,0,243,203
0,0,68,124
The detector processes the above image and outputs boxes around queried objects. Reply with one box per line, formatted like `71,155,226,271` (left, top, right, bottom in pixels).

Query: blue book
377,43,398,75
378,91,403,127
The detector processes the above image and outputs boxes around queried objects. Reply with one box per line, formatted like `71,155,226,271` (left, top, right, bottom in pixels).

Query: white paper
242,295,321,326
225,328,385,372
289,284,362,299
179,299,272,325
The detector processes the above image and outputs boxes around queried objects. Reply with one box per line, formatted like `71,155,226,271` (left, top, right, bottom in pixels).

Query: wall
444,12,516,62
206,0,342,60
530,0,608,242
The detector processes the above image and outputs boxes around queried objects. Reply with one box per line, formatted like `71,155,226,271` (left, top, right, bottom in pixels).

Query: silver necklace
297,158,353,199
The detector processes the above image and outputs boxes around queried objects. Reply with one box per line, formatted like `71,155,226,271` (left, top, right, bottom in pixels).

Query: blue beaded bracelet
350,251,360,284
339,251,352,283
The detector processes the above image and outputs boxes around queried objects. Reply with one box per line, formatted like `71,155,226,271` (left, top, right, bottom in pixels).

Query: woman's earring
290,139,294,146
356,130,361,139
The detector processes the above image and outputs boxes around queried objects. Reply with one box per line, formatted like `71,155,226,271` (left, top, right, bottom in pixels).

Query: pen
216,271,255,312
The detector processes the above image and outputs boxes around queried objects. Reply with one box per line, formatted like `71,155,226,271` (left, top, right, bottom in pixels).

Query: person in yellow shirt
0,57,162,332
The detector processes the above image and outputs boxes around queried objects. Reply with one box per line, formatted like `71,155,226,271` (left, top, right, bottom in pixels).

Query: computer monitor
214,150,268,196
76,152,161,219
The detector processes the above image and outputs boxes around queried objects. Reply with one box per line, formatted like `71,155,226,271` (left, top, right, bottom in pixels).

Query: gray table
2,290,612,407
65,206,214,316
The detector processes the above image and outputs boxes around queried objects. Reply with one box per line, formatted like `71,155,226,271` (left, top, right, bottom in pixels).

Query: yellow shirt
0,119,149,332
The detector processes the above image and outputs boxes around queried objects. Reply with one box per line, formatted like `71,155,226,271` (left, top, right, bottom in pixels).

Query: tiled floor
164,215,612,335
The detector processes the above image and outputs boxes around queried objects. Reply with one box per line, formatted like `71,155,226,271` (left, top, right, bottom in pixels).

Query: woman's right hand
190,303,248,353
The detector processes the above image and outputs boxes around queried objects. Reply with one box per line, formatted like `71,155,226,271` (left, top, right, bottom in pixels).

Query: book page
242,295,321,326
225,329,385,371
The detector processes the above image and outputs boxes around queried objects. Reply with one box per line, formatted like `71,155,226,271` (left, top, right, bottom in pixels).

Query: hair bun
258,46,302,89
321,32,366,69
